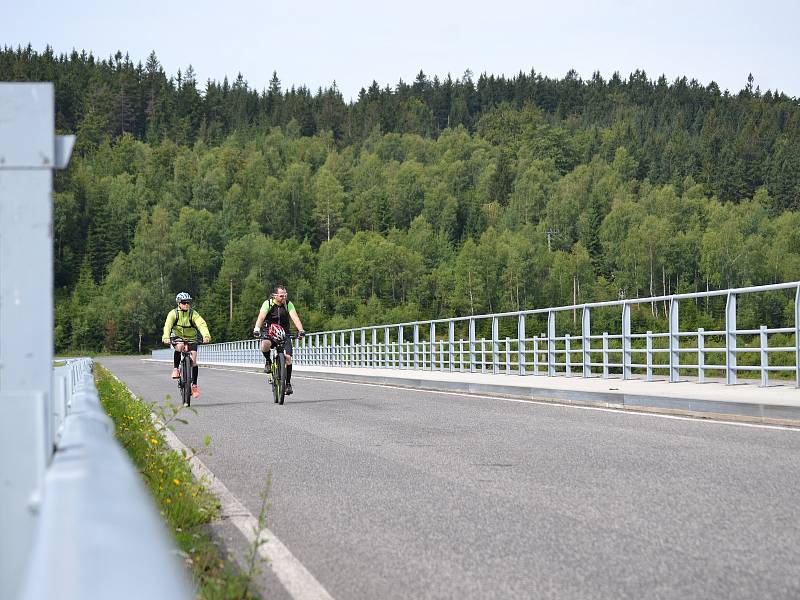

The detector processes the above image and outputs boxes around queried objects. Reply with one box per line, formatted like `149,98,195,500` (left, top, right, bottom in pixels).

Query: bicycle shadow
284,397,357,405
190,399,268,408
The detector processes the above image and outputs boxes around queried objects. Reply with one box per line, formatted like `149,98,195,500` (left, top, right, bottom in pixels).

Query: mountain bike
255,328,299,405
171,336,198,407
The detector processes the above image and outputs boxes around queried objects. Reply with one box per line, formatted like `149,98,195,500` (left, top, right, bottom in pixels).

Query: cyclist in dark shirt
253,285,305,394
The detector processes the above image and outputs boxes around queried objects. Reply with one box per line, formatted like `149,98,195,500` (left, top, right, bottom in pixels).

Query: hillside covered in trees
3,45,799,352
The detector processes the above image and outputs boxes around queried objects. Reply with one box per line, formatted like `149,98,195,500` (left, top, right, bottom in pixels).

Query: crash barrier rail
1,358,192,600
154,282,800,388
0,83,190,600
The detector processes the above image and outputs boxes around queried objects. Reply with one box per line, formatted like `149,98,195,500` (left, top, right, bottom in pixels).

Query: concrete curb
147,359,800,427
289,369,800,427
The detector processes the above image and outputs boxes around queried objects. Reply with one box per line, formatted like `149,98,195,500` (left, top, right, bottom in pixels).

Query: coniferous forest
3,45,799,353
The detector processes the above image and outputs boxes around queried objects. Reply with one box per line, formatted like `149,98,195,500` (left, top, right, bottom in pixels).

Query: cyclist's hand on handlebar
298,330,306,338
162,337,171,345
253,328,261,338
202,336,210,344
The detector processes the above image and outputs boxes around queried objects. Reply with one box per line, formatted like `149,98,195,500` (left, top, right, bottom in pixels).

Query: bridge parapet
169,282,800,390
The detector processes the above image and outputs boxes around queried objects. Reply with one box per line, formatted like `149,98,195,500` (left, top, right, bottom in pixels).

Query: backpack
174,307,202,342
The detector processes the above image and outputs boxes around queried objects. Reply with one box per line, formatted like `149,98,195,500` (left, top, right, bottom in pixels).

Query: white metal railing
168,282,800,389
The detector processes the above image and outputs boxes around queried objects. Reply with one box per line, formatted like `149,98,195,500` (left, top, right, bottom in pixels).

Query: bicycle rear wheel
276,352,287,405
181,355,192,406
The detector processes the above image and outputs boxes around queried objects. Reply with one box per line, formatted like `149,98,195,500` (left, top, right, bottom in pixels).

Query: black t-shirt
260,299,294,330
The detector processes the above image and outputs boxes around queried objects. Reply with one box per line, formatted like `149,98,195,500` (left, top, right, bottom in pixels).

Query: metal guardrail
17,359,192,600
0,84,191,600
160,282,800,389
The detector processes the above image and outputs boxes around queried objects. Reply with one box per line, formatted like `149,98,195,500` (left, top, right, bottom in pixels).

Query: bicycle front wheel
271,358,280,404
181,356,193,406
276,352,287,405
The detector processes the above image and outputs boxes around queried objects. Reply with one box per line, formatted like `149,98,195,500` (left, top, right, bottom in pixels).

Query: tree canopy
5,45,798,352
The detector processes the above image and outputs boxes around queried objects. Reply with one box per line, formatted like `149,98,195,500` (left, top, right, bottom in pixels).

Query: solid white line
208,366,800,432
117,367,333,599
159,425,335,600
297,375,800,432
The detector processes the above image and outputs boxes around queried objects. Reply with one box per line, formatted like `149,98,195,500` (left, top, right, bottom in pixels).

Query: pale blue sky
4,0,799,100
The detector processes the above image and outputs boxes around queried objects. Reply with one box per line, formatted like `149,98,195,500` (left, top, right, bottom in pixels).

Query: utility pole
229,279,233,321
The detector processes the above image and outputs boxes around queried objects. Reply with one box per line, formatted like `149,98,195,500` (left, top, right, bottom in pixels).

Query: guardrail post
491,317,500,375
669,298,680,382
341,331,347,367
581,307,591,377
602,332,609,378
413,324,420,369
382,327,388,368
327,333,333,367
795,286,799,388
565,334,572,376
358,329,364,367
517,314,526,375
1,392,47,600
760,325,769,388
468,318,476,373
0,84,75,599
398,326,405,369
726,292,738,385
429,323,436,371
533,335,540,375
622,303,632,379
697,328,705,383
448,321,455,372
52,370,69,441
371,329,377,368
646,331,653,381
547,311,556,376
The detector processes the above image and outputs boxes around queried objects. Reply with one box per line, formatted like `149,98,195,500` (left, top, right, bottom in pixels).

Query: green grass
94,364,262,599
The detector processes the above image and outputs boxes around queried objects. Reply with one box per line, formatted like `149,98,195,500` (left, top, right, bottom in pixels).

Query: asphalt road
99,357,800,600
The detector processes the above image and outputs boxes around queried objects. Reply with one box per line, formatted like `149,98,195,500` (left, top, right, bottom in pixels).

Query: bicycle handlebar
170,337,208,344
253,331,306,340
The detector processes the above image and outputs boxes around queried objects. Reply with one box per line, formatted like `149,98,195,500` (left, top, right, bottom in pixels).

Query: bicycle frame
270,343,287,404
171,337,196,406
258,332,299,405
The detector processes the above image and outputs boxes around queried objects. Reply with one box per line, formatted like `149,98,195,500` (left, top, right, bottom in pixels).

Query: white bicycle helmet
175,292,193,304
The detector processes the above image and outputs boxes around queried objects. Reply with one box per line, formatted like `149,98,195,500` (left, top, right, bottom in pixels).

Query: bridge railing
163,282,800,388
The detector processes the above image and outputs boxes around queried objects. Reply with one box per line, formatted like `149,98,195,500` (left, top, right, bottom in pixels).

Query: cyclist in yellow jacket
162,292,211,399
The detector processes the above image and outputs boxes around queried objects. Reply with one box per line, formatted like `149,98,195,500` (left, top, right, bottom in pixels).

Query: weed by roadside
94,364,262,599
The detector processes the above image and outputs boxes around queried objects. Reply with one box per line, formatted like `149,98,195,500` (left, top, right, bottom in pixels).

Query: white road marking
146,360,800,430
109,368,334,600
209,365,800,432
159,425,335,600
299,375,800,432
